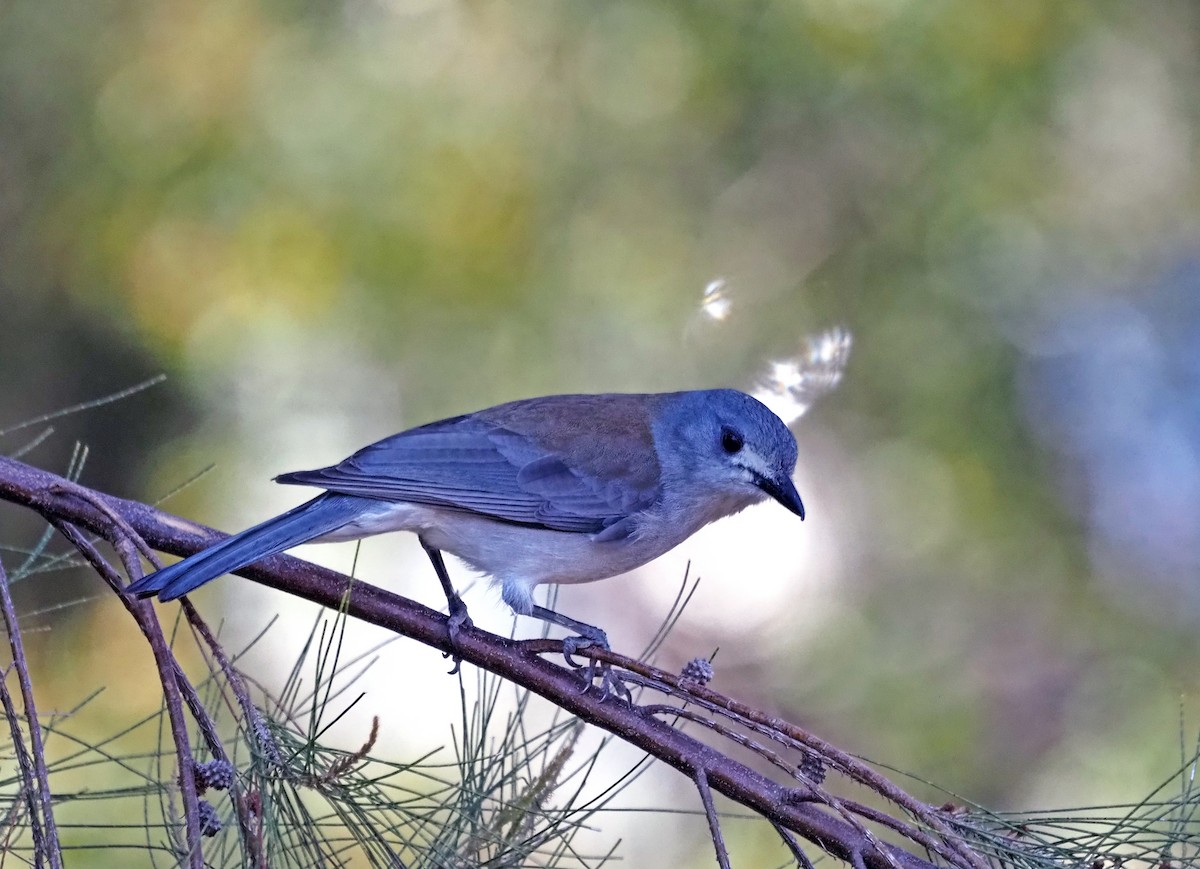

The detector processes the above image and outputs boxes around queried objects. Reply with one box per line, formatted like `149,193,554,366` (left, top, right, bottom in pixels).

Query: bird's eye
720,427,744,454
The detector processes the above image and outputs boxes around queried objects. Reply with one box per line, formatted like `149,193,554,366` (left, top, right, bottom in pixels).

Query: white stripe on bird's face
730,447,774,486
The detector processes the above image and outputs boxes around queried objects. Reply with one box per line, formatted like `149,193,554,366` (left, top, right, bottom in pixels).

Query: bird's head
654,389,804,520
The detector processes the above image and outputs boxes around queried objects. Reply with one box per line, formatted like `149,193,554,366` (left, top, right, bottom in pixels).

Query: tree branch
43,480,263,864
52,522,205,866
0,454,973,869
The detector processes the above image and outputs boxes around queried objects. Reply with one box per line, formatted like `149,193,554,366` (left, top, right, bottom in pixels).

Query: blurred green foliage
4,0,1200,863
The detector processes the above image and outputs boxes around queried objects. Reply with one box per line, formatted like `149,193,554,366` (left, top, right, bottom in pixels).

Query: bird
128,390,806,665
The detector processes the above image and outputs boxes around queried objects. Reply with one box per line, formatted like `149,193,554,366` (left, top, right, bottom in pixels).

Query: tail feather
128,494,367,601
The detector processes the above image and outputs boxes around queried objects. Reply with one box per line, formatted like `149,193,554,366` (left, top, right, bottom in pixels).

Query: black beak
756,473,805,520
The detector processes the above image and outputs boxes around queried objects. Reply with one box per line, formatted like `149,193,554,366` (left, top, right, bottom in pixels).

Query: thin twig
79,508,227,758
597,656,990,869
0,557,62,869
693,767,731,869
52,521,205,868
0,375,166,438
838,797,976,866
51,485,230,753
0,664,44,867
648,703,907,869
178,601,266,868
773,820,817,869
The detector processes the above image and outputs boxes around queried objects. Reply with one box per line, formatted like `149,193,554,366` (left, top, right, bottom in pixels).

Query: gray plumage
128,389,804,629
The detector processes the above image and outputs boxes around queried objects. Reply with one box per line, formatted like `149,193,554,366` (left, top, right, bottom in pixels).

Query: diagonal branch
0,555,62,869
0,454,974,869
44,479,264,866
0,577,49,869
52,521,205,867
774,820,817,869
693,767,731,869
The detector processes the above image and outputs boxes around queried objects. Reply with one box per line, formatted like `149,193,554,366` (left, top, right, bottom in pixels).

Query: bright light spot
769,359,803,389
753,326,852,425
699,277,732,321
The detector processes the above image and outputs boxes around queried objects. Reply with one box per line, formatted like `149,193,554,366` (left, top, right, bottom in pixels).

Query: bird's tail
127,494,367,601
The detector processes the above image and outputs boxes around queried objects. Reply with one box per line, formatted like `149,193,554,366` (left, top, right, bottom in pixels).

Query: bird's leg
420,540,472,674
529,604,608,663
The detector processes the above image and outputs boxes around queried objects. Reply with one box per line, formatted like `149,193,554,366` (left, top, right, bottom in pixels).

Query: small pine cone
680,657,714,685
252,711,283,769
799,752,827,785
194,759,235,792
198,800,222,837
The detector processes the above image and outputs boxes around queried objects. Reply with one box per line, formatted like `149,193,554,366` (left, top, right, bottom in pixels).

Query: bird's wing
275,394,666,535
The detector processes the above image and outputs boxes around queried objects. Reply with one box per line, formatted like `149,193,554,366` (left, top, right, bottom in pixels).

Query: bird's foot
596,666,633,702
560,625,608,670
561,628,630,700
444,594,473,675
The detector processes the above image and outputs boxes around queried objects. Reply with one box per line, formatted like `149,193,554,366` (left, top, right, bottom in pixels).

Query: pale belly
313,500,679,614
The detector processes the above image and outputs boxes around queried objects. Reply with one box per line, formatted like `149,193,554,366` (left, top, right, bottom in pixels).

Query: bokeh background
4,0,1200,864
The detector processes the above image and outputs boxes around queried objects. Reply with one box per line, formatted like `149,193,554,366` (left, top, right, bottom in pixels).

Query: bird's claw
560,627,608,670
443,595,473,675
559,629,628,700
597,667,633,702
578,660,630,701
